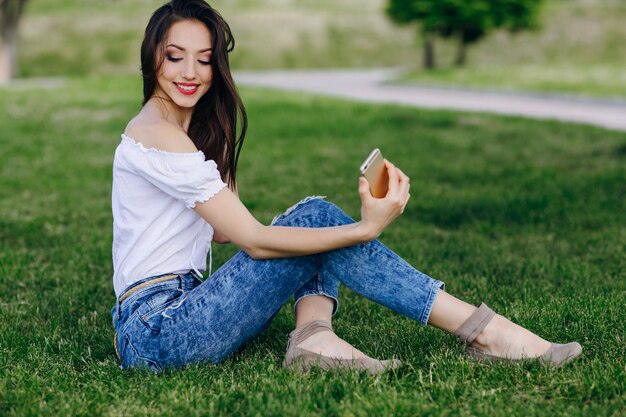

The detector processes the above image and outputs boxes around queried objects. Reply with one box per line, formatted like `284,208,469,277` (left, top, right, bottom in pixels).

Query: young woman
111,0,581,373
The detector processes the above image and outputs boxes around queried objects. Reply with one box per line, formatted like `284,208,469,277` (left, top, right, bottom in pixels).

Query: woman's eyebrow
166,44,212,53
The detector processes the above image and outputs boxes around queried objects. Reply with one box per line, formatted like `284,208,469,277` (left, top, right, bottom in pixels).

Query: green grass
397,64,626,99
0,74,625,416
17,0,626,98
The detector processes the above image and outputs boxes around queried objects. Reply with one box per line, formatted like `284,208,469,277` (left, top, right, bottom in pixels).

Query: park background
1,0,625,416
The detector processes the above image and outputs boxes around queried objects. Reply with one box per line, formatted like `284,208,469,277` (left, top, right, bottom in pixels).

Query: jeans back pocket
119,333,163,372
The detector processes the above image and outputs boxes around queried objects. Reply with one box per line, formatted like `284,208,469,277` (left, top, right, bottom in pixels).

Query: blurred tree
1,0,28,83
386,0,438,69
386,0,544,69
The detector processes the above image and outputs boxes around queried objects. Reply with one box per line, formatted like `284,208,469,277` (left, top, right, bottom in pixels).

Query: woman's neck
147,96,194,133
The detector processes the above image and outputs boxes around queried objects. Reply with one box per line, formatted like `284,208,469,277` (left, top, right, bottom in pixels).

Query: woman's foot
283,320,401,374
472,314,552,359
455,303,582,365
294,323,369,360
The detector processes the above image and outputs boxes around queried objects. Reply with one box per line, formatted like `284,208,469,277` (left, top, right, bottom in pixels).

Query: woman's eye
198,59,211,65
166,56,182,62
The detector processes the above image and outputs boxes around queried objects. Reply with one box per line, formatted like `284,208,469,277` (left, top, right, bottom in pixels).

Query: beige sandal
282,320,401,374
454,303,582,366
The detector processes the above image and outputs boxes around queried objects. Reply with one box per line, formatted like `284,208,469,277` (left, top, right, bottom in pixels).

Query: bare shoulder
124,115,199,154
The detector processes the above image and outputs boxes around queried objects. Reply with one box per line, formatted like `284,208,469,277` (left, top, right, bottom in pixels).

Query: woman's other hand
358,160,410,240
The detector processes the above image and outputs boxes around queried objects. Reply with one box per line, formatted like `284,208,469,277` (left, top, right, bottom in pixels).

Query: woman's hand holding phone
358,158,411,240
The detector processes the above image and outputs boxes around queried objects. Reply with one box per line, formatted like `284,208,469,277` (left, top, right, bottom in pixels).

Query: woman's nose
181,58,196,80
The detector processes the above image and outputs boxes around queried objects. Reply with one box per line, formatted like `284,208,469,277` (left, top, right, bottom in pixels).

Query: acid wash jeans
111,197,445,371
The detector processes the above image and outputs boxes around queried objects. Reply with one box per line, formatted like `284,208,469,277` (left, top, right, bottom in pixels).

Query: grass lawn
0,74,625,416
397,64,626,100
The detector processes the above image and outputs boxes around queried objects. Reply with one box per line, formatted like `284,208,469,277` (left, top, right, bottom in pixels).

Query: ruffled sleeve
118,135,227,209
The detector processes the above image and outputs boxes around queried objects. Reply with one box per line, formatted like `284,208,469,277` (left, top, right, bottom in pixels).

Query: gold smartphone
359,148,388,198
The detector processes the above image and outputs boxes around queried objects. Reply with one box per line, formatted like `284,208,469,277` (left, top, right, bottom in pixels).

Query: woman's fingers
385,160,399,196
394,167,410,212
396,167,410,197
396,166,410,183
396,167,409,188
385,161,410,206
358,176,372,201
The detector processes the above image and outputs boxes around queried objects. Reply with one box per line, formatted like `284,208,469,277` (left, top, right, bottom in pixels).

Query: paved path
235,68,626,132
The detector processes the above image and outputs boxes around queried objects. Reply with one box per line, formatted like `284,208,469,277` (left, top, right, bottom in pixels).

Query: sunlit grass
398,64,626,98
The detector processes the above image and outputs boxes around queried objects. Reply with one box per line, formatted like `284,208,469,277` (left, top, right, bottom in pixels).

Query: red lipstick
174,82,199,95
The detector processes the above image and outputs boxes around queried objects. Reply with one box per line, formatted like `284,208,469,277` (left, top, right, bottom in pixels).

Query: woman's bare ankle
294,295,334,327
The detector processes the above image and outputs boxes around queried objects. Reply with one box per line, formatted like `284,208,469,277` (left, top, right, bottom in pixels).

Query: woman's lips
174,82,199,95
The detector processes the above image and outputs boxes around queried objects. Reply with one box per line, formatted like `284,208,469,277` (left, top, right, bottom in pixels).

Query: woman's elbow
236,225,274,259
237,236,269,259
242,245,272,260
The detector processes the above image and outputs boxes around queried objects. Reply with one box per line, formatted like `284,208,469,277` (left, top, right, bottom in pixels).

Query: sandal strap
454,303,495,345
292,320,334,346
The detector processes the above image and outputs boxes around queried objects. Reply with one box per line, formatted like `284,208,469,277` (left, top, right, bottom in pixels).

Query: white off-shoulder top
111,134,226,297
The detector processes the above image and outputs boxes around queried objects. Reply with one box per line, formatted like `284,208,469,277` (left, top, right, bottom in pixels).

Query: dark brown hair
141,0,247,188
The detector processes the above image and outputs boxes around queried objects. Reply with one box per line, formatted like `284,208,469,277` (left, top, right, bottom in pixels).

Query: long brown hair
141,0,247,188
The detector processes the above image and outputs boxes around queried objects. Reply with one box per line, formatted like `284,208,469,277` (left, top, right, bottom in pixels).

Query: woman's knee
307,199,353,226
273,197,354,228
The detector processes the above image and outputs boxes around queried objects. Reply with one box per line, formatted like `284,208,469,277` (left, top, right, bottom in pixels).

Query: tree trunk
455,31,467,67
1,0,28,83
422,30,435,70
0,30,17,84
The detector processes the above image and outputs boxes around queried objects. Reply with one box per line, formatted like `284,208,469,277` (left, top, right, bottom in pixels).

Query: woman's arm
195,161,410,259
211,181,238,244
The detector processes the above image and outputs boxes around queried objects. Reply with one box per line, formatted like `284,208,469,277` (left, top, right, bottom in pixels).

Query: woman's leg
282,199,552,360
294,295,334,326
429,291,551,358
291,271,553,362
281,197,439,361
277,198,381,360
292,267,370,360
293,295,371,360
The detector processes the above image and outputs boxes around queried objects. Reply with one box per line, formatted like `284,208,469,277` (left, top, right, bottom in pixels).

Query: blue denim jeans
111,197,444,371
